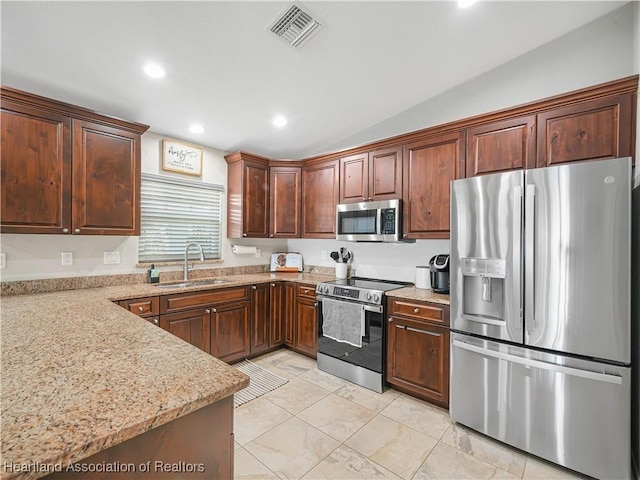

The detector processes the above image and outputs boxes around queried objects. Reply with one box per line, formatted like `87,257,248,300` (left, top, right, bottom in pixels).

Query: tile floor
234,349,589,480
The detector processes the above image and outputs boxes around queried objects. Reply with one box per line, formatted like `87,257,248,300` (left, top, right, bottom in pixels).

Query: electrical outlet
255,248,261,258
0,252,6,269
321,250,327,260
61,252,73,266
103,251,120,265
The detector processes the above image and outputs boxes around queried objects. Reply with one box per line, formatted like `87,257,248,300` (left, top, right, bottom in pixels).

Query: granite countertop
0,271,439,480
386,286,451,305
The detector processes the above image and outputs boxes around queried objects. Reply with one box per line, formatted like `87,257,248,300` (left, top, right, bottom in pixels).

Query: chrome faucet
183,242,205,282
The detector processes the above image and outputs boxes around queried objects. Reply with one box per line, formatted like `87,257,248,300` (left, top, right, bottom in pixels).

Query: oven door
316,297,384,373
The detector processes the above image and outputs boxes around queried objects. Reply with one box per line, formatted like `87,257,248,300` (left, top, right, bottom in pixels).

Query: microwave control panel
380,208,396,234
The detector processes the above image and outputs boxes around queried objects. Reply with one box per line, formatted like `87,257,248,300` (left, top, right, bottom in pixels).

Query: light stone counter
0,272,330,480
386,286,451,305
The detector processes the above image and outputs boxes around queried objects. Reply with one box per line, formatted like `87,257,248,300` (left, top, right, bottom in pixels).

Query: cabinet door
160,308,210,353
536,93,633,168
270,166,301,238
250,284,270,355
466,115,536,176
1,101,72,233
295,296,318,358
369,146,402,201
340,153,368,203
302,159,339,238
72,119,140,235
269,282,285,347
211,300,251,363
284,282,296,347
243,162,270,237
386,316,449,408
403,132,464,239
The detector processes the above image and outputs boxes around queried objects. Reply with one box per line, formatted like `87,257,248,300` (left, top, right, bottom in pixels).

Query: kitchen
2,1,640,479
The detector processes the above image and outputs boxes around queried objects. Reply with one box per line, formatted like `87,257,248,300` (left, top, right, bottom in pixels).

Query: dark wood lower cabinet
269,282,285,347
160,308,210,353
211,300,251,363
284,282,296,347
44,396,234,479
294,296,318,358
250,284,270,355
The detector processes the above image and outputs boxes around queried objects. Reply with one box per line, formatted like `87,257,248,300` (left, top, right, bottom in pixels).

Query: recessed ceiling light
189,124,204,134
273,115,288,128
458,0,477,8
143,62,166,79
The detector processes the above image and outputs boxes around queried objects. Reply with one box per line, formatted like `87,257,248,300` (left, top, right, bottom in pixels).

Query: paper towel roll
232,245,257,255
415,266,430,289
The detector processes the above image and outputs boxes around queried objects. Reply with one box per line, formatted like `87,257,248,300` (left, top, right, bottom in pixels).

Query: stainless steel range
315,277,409,393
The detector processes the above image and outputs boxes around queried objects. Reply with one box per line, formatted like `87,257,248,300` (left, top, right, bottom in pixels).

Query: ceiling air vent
268,3,322,48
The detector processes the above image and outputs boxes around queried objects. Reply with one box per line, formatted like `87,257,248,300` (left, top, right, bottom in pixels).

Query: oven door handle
363,304,383,314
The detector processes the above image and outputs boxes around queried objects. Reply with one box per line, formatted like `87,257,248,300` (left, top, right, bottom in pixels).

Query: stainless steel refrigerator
450,157,633,480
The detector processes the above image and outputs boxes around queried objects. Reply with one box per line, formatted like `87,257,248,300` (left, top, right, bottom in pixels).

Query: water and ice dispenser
460,258,506,322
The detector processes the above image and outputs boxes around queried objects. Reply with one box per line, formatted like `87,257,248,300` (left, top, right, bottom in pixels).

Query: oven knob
373,294,380,303
366,292,372,301
323,286,330,294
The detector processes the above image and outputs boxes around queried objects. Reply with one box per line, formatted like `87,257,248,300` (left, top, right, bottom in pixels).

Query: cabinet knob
74,228,80,233
271,283,276,287
314,302,318,307
362,197,367,201
414,308,420,313
388,317,393,323
62,228,69,233
270,234,274,238
304,289,309,294
205,309,211,314
243,233,247,237
212,308,217,313
252,285,257,290
152,318,159,325
138,306,144,312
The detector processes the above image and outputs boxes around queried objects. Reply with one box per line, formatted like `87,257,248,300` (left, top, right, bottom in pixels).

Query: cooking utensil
330,251,340,262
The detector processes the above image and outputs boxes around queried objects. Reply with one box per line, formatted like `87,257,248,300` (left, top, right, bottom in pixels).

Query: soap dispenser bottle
147,264,160,284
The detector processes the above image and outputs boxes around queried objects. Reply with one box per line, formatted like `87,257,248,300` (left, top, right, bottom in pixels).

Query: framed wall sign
162,138,203,177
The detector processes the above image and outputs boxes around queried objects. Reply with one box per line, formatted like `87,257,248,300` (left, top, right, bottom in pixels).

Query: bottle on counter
147,264,160,283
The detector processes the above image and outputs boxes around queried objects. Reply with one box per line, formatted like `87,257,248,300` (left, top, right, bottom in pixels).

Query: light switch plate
0,252,6,269
61,252,73,266
103,251,120,265
255,248,261,258
321,250,327,260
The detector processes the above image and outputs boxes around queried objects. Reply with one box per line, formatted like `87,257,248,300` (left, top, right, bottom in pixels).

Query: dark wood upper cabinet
225,152,270,238
269,165,301,238
536,93,634,168
0,87,147,235
72,120,140,235
403,132,465,239
339,147,402,203
302,159,339,238
466,115,536,176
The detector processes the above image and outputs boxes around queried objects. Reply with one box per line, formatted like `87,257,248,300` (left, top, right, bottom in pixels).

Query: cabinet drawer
161,286,249,314
388,298,449,326
119,296,159,317
296,283,316,299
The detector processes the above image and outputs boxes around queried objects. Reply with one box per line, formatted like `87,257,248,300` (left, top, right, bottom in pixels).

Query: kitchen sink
154,279,230,289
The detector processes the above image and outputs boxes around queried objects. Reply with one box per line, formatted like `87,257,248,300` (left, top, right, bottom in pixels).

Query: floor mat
233,360,289,407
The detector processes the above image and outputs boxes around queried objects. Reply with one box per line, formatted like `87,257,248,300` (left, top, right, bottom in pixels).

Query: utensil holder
335,263,348,279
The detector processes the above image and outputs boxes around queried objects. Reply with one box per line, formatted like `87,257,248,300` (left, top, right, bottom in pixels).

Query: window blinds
139,173,223,262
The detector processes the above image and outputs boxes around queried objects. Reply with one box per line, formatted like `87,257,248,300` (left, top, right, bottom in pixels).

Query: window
138,173,223,262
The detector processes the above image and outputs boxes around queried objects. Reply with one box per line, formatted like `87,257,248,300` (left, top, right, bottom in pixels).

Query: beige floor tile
297,394,377,442
441,423,527,477
522,456,589,479
345,414,437,479
253,350,316,379
235,446,279,480
380,393,451,441
245,417,340,479
263,377,330,414
301,445,400,479
298,367,351,392
334,383,400,412
234,396,292,445
413,443,519,480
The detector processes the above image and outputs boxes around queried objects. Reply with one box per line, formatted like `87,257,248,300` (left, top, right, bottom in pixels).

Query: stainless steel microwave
335,199,403,242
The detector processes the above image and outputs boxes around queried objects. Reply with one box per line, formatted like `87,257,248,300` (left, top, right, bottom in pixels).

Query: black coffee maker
429,254,450,293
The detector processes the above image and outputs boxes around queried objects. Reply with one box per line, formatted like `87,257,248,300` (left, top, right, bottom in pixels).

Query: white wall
0,132,285,281
320,2,638,156
288,238,449,284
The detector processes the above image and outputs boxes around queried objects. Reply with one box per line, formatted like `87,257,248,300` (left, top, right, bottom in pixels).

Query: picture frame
161,138,203,177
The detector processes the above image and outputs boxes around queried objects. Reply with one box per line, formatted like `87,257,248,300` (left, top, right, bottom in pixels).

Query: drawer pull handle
138,306,144,312
397,324,439,336
414,308,420,313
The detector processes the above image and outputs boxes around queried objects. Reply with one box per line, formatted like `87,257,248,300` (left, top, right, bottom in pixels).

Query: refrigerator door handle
512,186,523,328
452,340,622,385
524,184,536,335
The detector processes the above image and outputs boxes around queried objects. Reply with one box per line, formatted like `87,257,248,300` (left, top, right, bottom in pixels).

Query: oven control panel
332,287,360,299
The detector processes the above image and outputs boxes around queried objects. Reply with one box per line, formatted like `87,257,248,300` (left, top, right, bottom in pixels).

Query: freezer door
451,170,524,343
450,333,632,480
524,157,631,363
